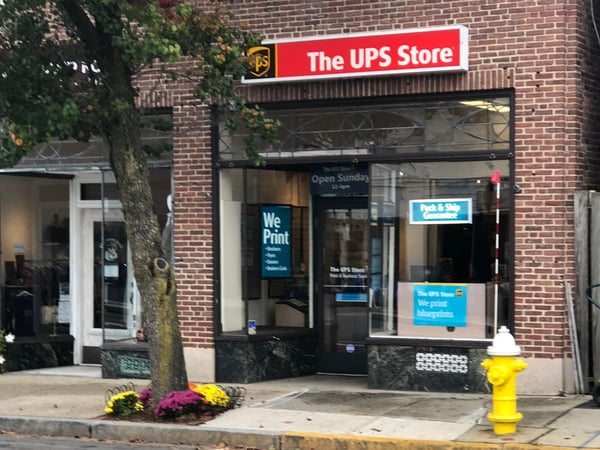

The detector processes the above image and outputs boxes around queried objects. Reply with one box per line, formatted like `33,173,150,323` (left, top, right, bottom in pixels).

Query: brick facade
229,0,598,362
135,0,600,390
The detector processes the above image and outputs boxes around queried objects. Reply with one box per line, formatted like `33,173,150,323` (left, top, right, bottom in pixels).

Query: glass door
314,197,369,374
81,209,138,363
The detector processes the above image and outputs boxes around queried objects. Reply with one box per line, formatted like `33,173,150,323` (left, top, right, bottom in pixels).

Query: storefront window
219,168,310,334
0,175,70,336
369,160,511,340
218,95,512,343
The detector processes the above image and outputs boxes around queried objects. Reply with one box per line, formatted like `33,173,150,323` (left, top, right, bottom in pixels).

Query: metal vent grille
416,352,468,374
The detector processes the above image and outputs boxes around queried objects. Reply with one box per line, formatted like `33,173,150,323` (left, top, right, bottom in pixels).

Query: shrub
0,329,15,374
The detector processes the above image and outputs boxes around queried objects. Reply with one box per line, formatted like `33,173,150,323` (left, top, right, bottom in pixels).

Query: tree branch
58,0,100,54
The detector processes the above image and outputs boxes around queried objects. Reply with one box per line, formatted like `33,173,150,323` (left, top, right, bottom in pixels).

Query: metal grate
415,352,469,374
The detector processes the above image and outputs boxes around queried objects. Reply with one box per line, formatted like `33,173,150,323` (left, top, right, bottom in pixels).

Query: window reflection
0,176,70,337
220,169,310,334
369,161,511,339
219,98,510,159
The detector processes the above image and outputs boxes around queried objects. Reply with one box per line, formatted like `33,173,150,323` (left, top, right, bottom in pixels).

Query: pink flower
154,390,207,418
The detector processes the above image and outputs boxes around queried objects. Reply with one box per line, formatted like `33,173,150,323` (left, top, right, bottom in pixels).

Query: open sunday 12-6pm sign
243,26,468,83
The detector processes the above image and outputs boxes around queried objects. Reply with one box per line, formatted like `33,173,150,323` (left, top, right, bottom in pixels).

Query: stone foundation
216,333,317,384
367,344,490,393
4,335,73,372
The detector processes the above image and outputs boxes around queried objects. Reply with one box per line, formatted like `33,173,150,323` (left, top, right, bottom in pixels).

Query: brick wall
135,63,215,348
137,0,600,359
229,0,596,359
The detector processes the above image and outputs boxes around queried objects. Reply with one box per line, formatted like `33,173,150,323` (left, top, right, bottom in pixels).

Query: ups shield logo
247,45,275,79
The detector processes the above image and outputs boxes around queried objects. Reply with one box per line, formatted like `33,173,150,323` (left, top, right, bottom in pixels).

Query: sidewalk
0,366,598,449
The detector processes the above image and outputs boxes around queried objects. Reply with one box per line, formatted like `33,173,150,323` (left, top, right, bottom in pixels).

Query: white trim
70,178,82,364
74,171,121,210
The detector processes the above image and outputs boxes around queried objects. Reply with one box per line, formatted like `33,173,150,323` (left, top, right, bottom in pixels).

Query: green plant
104,391,144,417
0,329,15,374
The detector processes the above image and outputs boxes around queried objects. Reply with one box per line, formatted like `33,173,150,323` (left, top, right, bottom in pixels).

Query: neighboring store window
0,175,70,337
219,168,310,334
369,160,511,340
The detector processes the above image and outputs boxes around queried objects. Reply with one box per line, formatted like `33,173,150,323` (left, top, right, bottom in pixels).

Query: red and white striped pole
490,170,501,335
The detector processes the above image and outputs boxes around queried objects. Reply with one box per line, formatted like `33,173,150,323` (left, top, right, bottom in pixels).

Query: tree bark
59,0,189,409
103,102,188,407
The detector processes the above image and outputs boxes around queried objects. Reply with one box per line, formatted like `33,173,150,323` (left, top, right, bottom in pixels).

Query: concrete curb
92,421,281,448
0,416,582,450
0,416,91,438
280,433,581,450
0,416,280,448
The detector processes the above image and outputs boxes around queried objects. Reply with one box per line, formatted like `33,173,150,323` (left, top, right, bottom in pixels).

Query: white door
80,209,138,361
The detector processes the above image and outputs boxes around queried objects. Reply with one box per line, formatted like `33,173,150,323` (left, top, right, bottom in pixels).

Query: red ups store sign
243,26,468,84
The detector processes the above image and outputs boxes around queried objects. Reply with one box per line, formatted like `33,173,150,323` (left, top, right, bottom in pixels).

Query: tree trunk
59,0,188,409
104,105,188,407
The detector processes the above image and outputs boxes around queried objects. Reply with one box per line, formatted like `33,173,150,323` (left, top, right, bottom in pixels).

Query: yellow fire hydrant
481,325,528,435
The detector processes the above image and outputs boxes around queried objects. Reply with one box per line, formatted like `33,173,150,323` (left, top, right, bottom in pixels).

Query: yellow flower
9,133,23,146
192,383,229,407
104,390,143,416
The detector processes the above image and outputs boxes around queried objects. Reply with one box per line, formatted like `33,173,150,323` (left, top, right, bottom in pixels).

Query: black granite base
367,344,490,393
215,334,317,384
4,335,74,372
101,340,150,379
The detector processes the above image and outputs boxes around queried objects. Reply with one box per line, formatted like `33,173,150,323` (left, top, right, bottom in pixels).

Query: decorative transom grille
219,97,510,160
8,113,173,171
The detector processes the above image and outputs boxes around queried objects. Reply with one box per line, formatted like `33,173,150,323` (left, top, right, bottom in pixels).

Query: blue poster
261,205,291,278
409,198,472,224
413,283,467,327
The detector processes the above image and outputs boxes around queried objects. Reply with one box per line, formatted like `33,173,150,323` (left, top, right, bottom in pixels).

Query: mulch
95,409,222,426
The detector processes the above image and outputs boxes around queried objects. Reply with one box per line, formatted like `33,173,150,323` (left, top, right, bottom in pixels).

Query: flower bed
103,382,245,424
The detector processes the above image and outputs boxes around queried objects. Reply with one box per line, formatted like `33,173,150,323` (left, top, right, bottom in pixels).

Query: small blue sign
335,292,368,302
413,283,467,327
409,198,472,224
261,205,291,278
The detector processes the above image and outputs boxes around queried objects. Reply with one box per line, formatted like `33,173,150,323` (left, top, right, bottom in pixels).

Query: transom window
219,97,510,160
